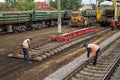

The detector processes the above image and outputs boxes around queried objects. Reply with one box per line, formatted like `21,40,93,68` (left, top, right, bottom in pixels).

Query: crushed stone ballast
44,31,120,80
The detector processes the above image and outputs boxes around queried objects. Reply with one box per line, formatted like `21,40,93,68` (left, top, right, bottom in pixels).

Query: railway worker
110,20,115,30
83,43,100,66
89,17,94,26
84,18,88,27
21,38,32,63
116,21,120,30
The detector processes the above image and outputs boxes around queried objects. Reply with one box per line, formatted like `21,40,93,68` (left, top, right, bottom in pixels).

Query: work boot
28,61,32,64
25,61,32,64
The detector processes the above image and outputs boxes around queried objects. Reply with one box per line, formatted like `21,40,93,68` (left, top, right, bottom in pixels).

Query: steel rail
102,55,120,80
44,30,120,80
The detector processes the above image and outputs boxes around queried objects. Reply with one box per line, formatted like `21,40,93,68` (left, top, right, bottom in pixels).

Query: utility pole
57,0,62,33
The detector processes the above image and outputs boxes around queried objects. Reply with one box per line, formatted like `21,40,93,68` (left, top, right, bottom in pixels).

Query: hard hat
83,43,88,47
29,38,32,41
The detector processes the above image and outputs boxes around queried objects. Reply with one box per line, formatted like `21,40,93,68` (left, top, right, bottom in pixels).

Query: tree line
49,0,83,10
0,0,84,11
0,0,110,11
0,0,37,11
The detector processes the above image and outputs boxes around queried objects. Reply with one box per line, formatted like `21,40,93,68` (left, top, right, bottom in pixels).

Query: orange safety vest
22,39,29,48
87,44,100,56
111,21,115,26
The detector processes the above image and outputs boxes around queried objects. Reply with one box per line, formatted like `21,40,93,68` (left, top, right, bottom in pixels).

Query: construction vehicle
69,11,83,27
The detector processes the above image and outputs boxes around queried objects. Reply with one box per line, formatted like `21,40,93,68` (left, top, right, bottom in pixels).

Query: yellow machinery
97,0,118,21
69,11,83,27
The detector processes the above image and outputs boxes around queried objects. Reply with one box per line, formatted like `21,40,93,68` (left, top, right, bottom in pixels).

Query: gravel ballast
44,31,120,80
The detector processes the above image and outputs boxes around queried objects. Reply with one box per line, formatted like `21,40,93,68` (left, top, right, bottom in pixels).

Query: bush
0,2,6,8
0,1,37,11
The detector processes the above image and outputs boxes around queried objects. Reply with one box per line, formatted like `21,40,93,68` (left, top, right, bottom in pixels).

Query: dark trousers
93,48,100,65
22,48,29,62
116,25,119,29
111,26,114,30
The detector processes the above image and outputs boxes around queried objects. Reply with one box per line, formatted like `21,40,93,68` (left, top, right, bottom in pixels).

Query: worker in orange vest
110,20,115,30
21,38,32,63
83,43,100,66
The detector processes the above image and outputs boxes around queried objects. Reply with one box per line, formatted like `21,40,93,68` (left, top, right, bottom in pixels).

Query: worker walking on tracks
21,38,32,63
83,43,100,66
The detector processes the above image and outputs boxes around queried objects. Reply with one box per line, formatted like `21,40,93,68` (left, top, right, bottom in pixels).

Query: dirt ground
0,26,78,55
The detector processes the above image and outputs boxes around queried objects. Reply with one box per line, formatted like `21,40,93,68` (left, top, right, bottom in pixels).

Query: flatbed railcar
0,10,71,33
81,10,96,18
0,11,30,33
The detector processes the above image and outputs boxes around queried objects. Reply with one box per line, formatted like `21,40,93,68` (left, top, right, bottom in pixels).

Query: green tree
50,0,83,10
91,4,96,10
49,0,57,9
14,0,37,10
4,0,36,10
0,2,6,8
5,0,17,3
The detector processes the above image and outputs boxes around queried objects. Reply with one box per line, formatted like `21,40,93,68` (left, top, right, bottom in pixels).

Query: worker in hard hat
21,38,32,63
83,43,100,66
84,18,88,27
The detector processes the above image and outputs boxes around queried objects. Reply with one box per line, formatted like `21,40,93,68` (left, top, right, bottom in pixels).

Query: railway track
0,27,119,80
64,49,120,80
110,64,120,80
8,28,111,61
44,31,120,80
103,55,120,80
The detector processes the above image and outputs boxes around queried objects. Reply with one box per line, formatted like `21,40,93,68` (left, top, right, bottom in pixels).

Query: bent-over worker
21,38,32,63
83,43,100,66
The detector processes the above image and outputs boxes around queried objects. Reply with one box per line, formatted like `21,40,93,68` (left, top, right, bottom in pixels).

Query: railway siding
43,31,120,80
8,27,102,61
0,28,118,80
110,64,120,80
68,52,119,80
8,28,110,62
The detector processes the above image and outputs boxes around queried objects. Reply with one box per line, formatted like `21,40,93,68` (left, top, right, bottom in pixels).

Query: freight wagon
0,10,71,33
81,10,96,18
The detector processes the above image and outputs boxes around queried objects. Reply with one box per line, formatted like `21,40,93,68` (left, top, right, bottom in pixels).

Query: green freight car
81,10,96,17
29,10,71,28
29,11,67,28
0,10,71,33
0,11,30,32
